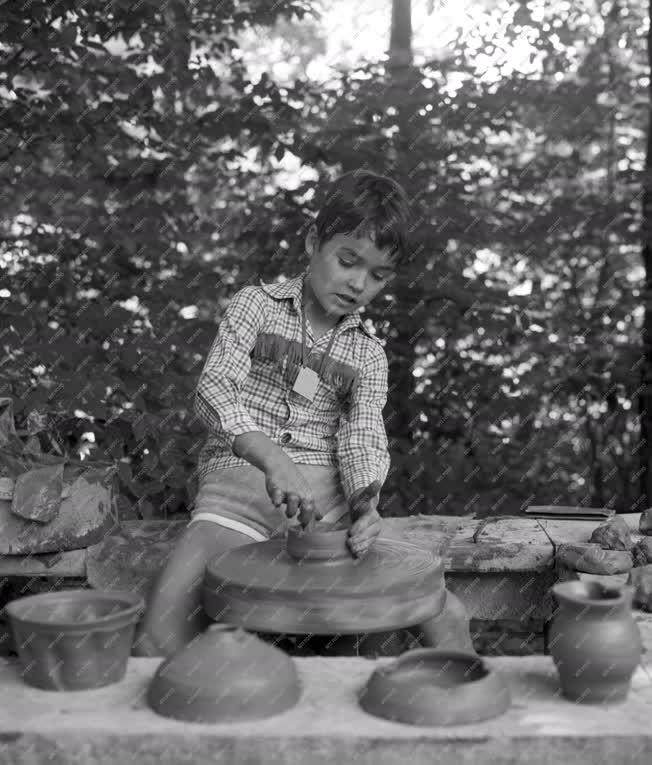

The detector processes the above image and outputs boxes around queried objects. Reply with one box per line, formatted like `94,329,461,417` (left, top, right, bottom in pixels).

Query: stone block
633,538,652,567
628,565,652,612
588,514,633,551
556,543,633,575
640,507,652,535
445,569,557,622
1,656,652,764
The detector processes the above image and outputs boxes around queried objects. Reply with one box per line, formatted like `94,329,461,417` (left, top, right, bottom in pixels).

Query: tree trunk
640,1,652,505
383,0,422,515
389,0,412,69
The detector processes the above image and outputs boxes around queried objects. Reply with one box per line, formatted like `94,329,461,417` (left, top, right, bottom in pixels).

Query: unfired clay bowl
5,589,144,691
359,649,511,726
147,624,302,723
286,522,352,562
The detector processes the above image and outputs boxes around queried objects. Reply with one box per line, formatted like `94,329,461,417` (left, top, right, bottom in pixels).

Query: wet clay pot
548,580,642,703
286,522,351,562
147,624,301,723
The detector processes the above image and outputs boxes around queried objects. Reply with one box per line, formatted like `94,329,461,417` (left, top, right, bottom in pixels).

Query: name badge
292,366,319,401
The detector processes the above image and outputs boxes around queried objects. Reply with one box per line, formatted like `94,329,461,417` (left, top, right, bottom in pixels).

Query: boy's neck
302,277,339,332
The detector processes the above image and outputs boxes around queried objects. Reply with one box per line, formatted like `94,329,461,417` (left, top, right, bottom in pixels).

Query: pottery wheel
202,537,446,635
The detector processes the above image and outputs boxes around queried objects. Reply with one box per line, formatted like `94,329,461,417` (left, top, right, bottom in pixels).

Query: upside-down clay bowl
147,624,302,723
286,522,352,562
359,649,511,726
4,589,144,691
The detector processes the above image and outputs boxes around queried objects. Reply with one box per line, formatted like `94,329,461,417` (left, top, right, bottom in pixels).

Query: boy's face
304,225,397,319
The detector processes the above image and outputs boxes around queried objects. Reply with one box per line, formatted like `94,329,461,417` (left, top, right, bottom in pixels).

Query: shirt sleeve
336,341,391,504
193,286,266,450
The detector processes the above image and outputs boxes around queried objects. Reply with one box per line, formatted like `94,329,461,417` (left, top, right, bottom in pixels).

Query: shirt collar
259,270,376,339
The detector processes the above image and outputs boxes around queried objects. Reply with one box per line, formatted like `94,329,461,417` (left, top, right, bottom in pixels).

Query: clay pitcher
548,580,642,703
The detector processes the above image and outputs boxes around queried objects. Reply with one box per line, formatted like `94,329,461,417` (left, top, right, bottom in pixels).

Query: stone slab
0,515,557,580
0,549,86,577
0,465,116,555
381,515,462,555
1,655,652,764
446,569,557,622
385,515,555,573
540,513,642,547
9,512,637,581
447,516,553,573
634,610,652,656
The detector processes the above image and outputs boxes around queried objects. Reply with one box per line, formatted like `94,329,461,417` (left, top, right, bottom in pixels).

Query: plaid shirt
193,270,391,504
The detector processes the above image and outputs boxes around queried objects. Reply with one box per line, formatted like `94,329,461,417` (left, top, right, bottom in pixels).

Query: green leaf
161,491,184,514
4,314,34,336
138,499,155,519
24,435,42,455
141,449,159,473
117,460,133,486
165,467,187,489
142,479,166,494
133,415,148,443
60,24,77,48
85,39,107,52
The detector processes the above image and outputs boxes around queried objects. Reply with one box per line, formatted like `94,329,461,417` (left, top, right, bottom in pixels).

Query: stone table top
0,513,643,581
0,651,652,765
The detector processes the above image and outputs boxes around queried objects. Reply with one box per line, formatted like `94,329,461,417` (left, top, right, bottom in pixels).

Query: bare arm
232,431,291,474
233,431,319,527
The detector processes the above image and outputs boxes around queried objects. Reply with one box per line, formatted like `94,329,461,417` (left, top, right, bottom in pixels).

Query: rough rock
628,564,652,611
556,542,633,575
589,514,633,551
86,522,184,597
11,464,63,523
632,538,652,567
0,467,117,554
639,507,652,535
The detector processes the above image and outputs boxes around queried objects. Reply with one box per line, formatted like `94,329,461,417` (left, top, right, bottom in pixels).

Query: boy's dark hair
313,169,412,267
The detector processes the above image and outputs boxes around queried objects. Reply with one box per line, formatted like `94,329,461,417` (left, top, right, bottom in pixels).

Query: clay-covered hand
265,459,321,529
347,480,382,558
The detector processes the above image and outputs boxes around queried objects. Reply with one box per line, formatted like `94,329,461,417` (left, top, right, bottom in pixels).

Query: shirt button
280,432,291,444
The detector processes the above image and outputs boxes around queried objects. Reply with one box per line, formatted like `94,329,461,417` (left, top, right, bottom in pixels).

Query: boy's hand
348,480,382,558
265,458,320,529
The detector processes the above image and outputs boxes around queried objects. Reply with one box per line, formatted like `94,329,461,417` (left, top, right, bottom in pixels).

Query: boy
133,169,474,658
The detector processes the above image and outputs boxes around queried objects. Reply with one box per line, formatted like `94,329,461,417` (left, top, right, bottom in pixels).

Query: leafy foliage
0,0,647,518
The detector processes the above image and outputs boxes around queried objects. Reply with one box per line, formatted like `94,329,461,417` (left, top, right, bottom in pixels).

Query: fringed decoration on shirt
251,332,360,400
319,356,361,401
251,333,301,369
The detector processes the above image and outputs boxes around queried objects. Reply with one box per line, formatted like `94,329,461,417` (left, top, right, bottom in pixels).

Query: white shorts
187,463,351,541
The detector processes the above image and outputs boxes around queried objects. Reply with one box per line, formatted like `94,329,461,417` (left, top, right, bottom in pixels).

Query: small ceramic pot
548,580,642,703
286,522,352,562
147,624,302,723
359,648,511,726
